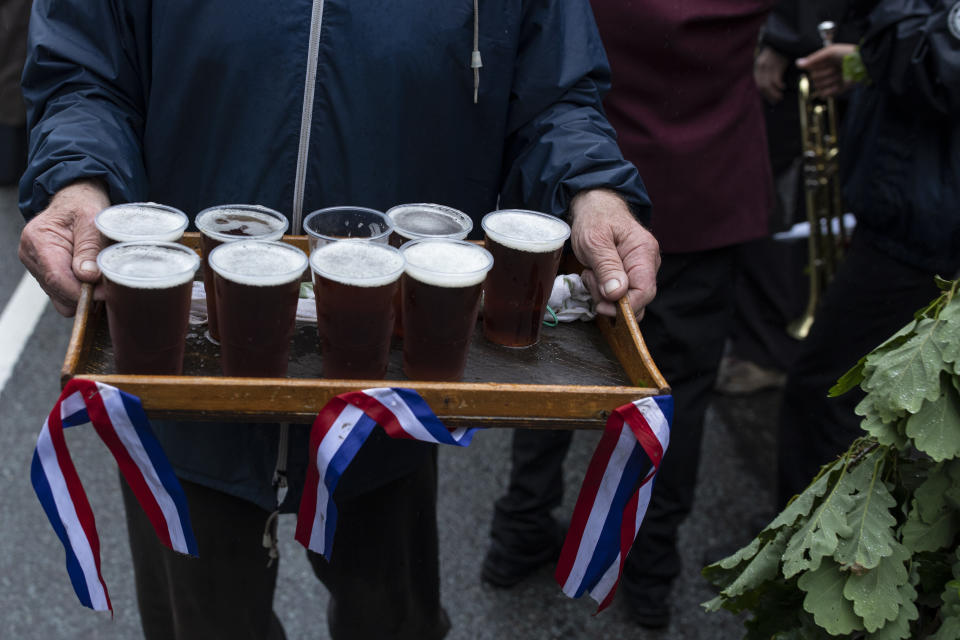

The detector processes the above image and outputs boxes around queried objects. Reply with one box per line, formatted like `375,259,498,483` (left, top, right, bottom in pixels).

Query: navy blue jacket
20,0,649,228
20,0,650,509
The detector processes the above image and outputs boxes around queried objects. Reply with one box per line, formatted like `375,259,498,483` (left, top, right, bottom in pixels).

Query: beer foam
310,241,404,287
482,210,570,253
388,204,472,239
402,240,492,287
96,203,188,242
209,241,308,286
195,205,288,242
97,242,200,289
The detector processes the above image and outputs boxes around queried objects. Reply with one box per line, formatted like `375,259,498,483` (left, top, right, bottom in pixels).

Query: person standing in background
776,0,960,507
717,0,857,396
0,0,31,186
482,0,774,629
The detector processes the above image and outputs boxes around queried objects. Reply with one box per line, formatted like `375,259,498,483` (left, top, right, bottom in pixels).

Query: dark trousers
490,248,738,600
729,235,806,371
121,454,448,640
728,80,807,372
776,235,944,506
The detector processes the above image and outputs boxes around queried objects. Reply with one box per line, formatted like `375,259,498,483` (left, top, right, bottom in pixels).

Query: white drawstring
262,422,290,566
472,0,482,103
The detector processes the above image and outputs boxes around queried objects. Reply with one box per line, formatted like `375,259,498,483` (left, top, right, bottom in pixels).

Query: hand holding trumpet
796,43,860,98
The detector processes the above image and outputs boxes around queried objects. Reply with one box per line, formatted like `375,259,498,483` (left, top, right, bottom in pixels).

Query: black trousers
490,247,738,600
121,452,448,640
776,235,945,506
729,235,806,371
728,79,807,372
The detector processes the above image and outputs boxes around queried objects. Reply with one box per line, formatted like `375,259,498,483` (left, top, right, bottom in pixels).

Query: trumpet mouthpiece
818,21,836,46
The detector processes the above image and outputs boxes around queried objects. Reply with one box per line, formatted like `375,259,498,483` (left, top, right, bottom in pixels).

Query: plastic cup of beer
385,203,473,246
400,238,493,381
303,206,392,254
481,209,570,347
310,241,404,379
96,241,200,374
95,203,189,244
385,203,474,337
207,240,308,377
195,205,289,343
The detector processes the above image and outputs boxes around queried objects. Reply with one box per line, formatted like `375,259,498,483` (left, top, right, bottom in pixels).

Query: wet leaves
703,281,960,639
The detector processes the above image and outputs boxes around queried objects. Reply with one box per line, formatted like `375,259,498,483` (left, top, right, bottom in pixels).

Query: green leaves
906,376,960,461
782,463,856,578
843,543,911,632
835,453,897,570
798,559,864,635
862,318,947,418
902,463,960,553
721,531,791,601
703,282,960,639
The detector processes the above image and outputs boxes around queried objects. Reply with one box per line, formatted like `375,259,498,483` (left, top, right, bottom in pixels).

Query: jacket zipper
292,0,326,234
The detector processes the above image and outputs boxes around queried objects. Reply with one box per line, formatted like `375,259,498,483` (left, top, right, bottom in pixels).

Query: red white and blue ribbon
31,379,198,611
296,387,478,558
555,395,672,612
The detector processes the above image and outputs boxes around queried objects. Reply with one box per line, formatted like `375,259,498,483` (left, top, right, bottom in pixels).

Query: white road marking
0,271,49,393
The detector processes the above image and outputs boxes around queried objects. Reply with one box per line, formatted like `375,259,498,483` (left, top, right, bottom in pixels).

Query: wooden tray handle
595,297,670,395
61,282,96,387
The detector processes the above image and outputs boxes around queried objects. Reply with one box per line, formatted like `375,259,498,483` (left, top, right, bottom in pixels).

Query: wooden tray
61,234,669,429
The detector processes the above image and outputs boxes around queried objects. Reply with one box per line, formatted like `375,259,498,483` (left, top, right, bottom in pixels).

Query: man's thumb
589,248,629,301
72,223,104,283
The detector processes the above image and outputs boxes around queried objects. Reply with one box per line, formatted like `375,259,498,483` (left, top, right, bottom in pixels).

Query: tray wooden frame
61,234,669,429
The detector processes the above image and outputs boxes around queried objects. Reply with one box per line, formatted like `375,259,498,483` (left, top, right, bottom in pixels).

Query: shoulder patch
950,2,960,40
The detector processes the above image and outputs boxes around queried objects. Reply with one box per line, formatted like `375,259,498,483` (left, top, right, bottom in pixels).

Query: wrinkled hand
569,189,660,319
18,179,110,316
754,46,790,104
797,44,858,98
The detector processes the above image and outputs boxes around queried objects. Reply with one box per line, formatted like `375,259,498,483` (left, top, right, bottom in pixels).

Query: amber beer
400,239,492,381
481,209,570,347
95,203,189,243
96,242,200,374
310,241,404,379
208,240,307,377
195,205,288,342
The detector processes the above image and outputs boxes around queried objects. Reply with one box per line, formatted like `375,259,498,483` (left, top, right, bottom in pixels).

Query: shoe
630,604,671,630
714,356,786,395
481,527,566,588
621,574,673,630
622,588,671,629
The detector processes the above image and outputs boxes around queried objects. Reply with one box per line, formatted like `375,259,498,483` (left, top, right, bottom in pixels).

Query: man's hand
797,44,858,98
18,179,110,316
754,46,790,104
569,189,660,319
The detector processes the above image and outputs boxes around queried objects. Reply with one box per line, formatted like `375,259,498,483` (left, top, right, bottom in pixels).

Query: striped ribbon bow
555,395,672,612
295,387,479,558
32,379,198,612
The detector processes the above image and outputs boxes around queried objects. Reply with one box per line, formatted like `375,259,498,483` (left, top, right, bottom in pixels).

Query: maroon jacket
592,0,774,253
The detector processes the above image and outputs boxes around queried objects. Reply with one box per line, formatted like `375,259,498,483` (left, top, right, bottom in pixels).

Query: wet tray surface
62,235,669,428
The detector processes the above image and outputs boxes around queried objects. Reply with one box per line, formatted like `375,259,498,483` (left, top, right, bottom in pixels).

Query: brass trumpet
787,21,849,340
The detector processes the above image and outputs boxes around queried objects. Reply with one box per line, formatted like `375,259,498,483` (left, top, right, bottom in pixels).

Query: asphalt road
0,183,778,639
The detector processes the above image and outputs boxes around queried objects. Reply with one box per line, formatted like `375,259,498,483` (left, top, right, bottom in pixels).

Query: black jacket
762,0,859,58
841,0,960,276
